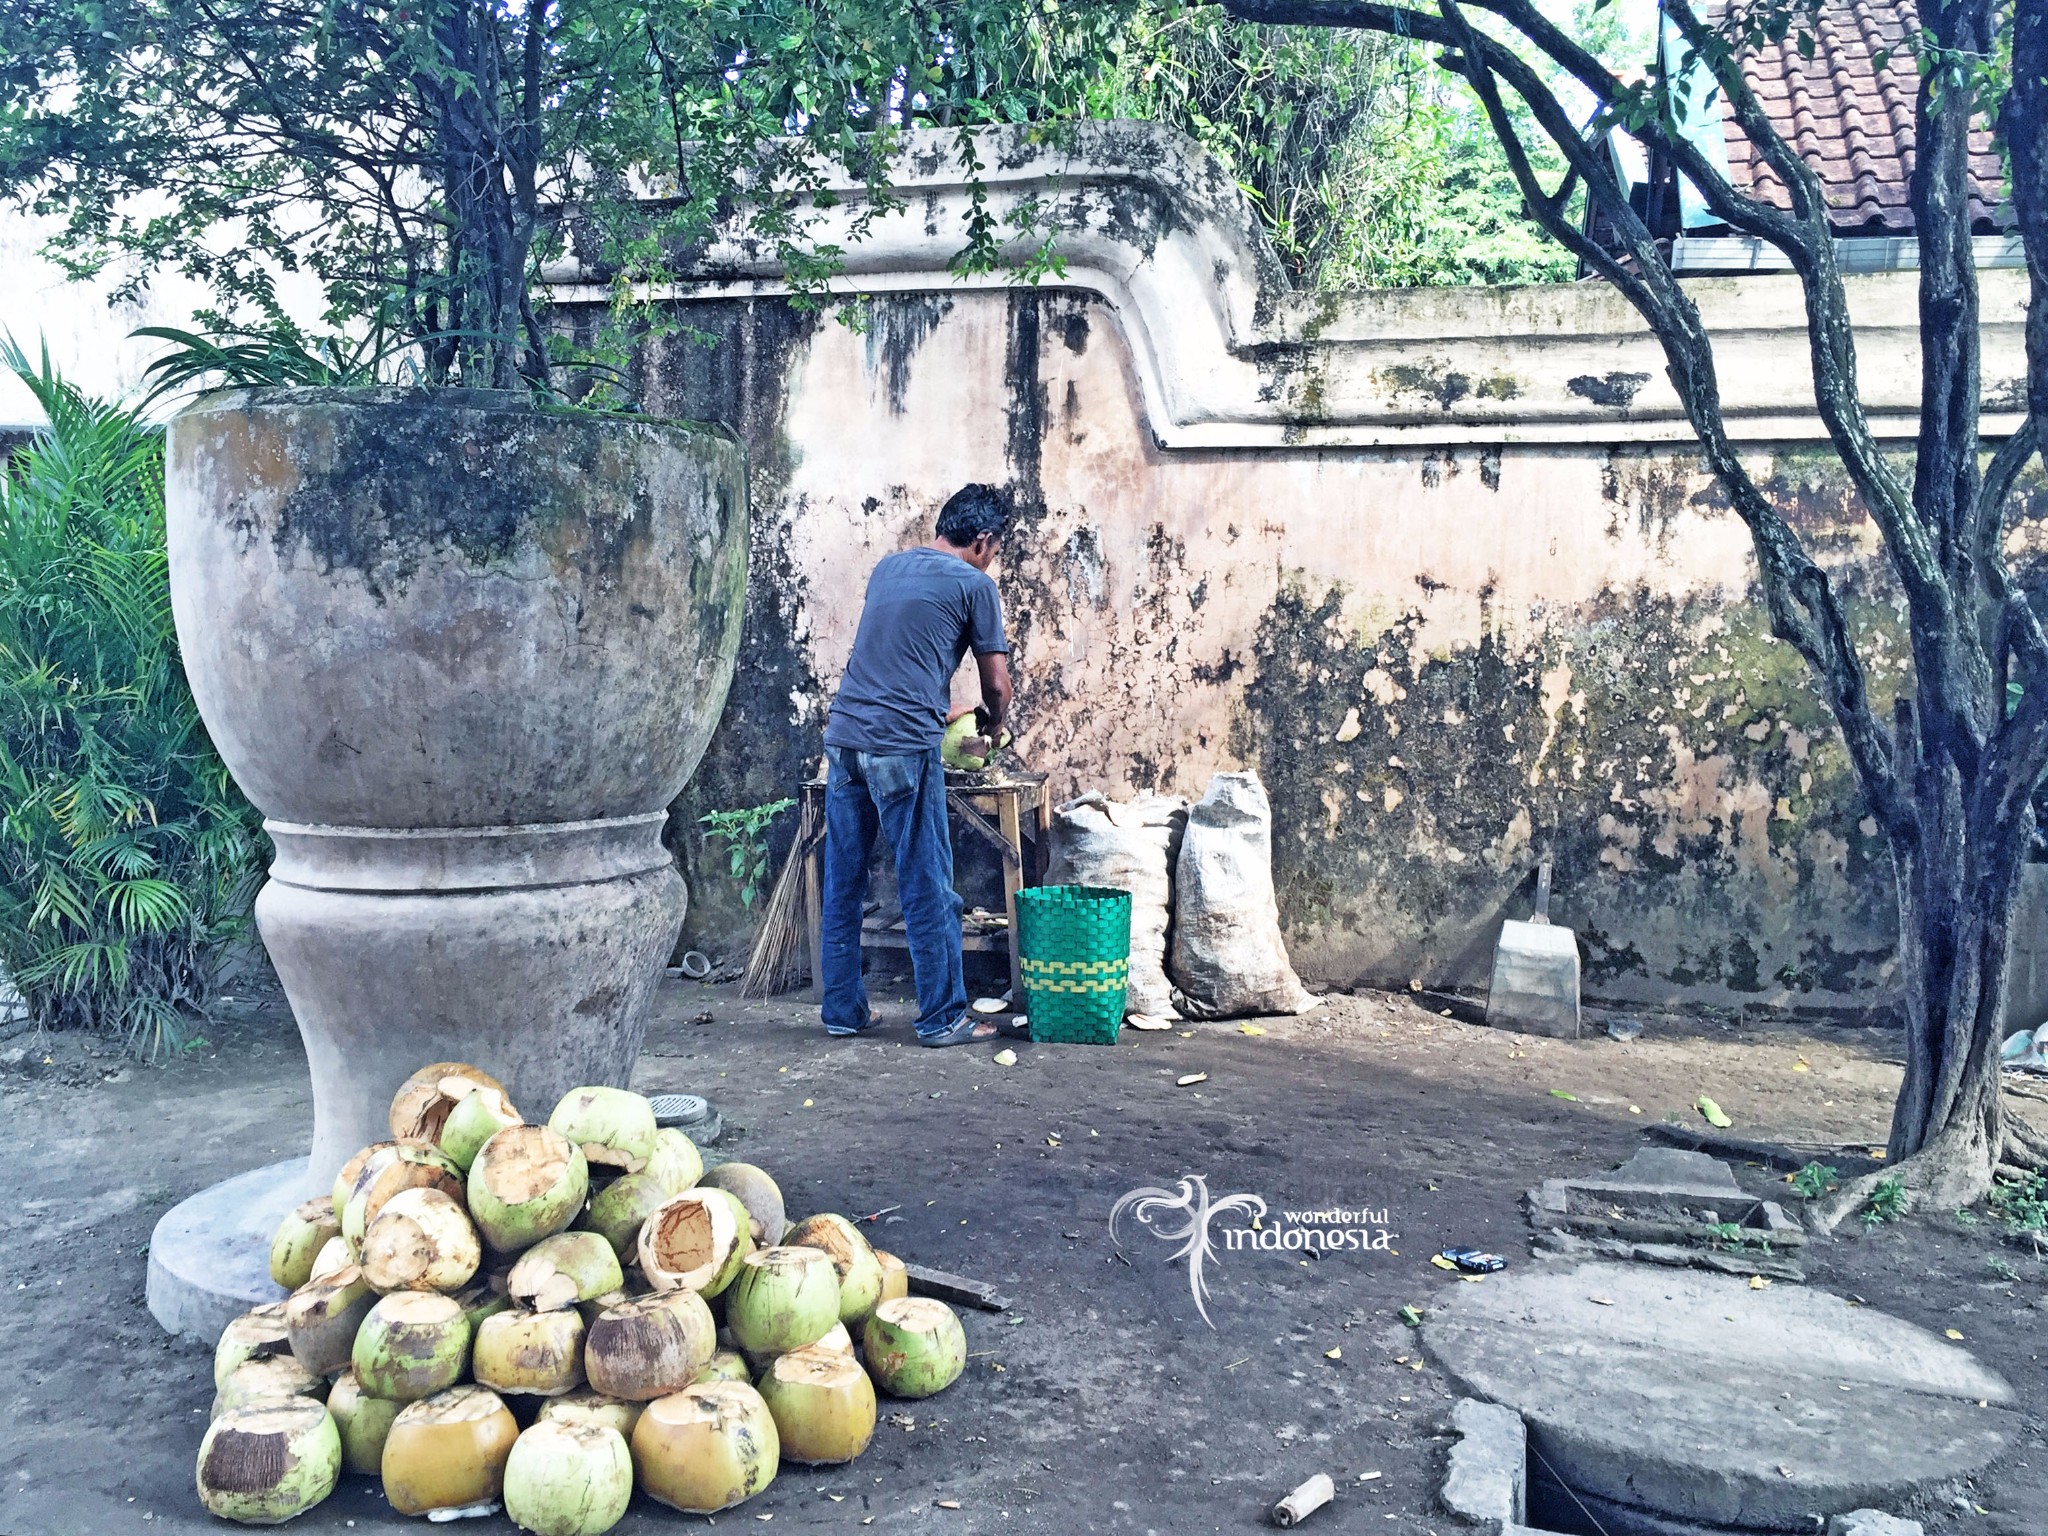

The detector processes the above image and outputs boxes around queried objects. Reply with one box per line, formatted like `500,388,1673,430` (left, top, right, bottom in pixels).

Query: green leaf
1697,1096,1733,1129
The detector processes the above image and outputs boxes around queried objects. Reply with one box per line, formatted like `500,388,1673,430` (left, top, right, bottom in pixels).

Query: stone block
1826,1513,1923,1536
1443,1397,1527,1526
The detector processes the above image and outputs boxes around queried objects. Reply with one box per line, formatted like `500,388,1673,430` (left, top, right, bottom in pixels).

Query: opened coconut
862,1296,966,1398
783,1214,884,1325
546,1086,657,1174
584,1290,715,1401
473,1306,586,1397
390,1062,506,1142
453,1277,513,1332
269,1197,341,1291
340,1141,466,1249
508,1231,624,1312
696,1162,785,1246
328,1369,402,1476
196,1397,340,1524
382,1384,519,1516
310,1235,354,1282
503,1418,633,1536
468,1124,589,1253
212,1353,325,1419
538,1390,643,1438
873,1249,910,1306
645,1127,703,1195
741,1319,851,1379
438,1081,523,1173
638,1190,750,1296
360,1186,482,1293
724,1246,839,1358
577,1170,670,1259
351,1291,472,1402
215,1302,292,1390
757,1344,877,1464
630,1380,778,1513
331,1141,396,1214
285,1265,376,1377
692,1349,751,1386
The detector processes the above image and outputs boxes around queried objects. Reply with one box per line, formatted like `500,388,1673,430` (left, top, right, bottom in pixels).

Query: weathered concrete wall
566,124,2040,1015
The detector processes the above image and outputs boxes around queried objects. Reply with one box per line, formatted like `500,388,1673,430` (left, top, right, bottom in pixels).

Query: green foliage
1860,1174,1908,1229
1989,1172,2048,1235
699,799,795,909
0,341,265,1058
1789,1161,1839,1199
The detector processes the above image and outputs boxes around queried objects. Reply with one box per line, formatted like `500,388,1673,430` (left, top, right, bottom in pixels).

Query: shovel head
1485,918,1581,1039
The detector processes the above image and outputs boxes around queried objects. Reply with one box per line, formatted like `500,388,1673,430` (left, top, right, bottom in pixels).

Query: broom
741,791,825,998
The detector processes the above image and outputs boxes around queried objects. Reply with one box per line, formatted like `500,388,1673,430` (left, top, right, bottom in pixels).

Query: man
819,483,1018,1047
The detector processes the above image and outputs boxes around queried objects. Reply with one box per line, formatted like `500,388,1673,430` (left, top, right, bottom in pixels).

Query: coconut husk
585,1290,716,1401
468,1123,589,1253
697,1163,786,1246
285,1265,376,1378
382,1385,519,1516
351,1291,472,1402
197,1397,341,1524
269,1197,341,1291
757,1343,877,1464
508,1231,624,1312
360,1186,482,1294
724,1245,840,1358
473,1307,586,1397
438,1082,523,1173
212,1353,325,1419
537,1390,643,1438
328,1369,402,1476
503,1418,634,1536
862,1296,966,1399
783,1213,883,1324
638,1190,750,1296
546,1086,657,1173
578,1169,671,1259
630,1381,779,1514
389,1063,506,1143
340,1142,466,1249
214,1302,293,1390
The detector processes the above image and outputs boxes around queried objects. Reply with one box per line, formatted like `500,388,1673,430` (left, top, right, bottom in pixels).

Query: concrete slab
1561,1147,1746,1202
1423,1262,2017,1531
145,1158,310,1344
1444,1398,1528,1527
1485,920,1581,1039
1827,1515,1924,1536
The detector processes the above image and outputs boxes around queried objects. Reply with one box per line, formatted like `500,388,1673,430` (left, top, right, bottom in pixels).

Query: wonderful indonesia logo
1108,1174,1398,1327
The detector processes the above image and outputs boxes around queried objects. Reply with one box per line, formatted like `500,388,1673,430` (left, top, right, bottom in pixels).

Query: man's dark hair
935,483,1013,545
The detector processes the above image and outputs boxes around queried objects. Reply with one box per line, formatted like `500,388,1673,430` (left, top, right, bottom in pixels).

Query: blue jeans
820,746,967,1038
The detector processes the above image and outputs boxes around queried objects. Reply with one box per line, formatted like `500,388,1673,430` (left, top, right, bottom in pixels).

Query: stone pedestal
153,387,747,1336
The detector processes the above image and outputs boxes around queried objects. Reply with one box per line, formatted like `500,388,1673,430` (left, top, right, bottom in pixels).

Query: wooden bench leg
999,794,1024,1004
803,841,825,1005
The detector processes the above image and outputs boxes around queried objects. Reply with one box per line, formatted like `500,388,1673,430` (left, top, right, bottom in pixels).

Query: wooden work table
799,772,1051,1001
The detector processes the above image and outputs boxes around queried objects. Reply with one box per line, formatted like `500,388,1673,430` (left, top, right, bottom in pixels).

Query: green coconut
696,1162,786,1247
508,1231,624,1312
351,1291,473,1402
467,1124,589,1253
691,1349,752,1386
473,1306,586,1398
783,1213,884,1325
873,1249,910,1306
941,713,1010,772
269,1198,341,1291
215,1302,293,1390
757,1344,877,1464
724,1246,840,1358
327,1370,402,1477
196,1397,341,1524
212,1353,326,1420
577,1170,671,1259
645,1127,703,1195
438,1081,523,1173
389,1062,507,1143
538,1390,643,1439
862,1296,966,1399
340,1141,466,1250
630,1381,779,1513
741,1319,852,1380
502,1418,634,1536
360,1186,481,1294
584,1290,715,1401
330,1142,395,1216
546,1086,658,1174
310,1235,354,1282
638,1190,751,1296
285,1265,376,1378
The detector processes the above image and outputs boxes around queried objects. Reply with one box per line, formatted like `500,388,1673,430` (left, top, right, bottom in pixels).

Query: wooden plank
998,790,1025,1002
903,1262,1010,1312
951,796,1020,866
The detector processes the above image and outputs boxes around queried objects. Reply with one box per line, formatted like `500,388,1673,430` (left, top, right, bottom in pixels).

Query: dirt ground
3,977,2047,1536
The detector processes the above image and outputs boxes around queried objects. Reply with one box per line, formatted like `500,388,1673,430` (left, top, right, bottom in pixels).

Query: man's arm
975,651,1012,736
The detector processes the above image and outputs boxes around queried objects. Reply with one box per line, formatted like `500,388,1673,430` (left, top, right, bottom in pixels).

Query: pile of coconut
199,1064,967,1533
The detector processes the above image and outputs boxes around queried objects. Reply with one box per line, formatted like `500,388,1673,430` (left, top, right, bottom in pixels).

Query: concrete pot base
145,1158,308,1344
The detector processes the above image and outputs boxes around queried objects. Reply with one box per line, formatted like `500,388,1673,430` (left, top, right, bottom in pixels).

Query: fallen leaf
1359,1470,1383,1481
802,1099,814,1107
1697,1095,1733,1129
1946,1328,1965,1341
1749,1275,1771,1290
936,1501,961,1510
1792,1060,1810,1072
1397,1305,1424,1327
1588,1295,1614,1306
1324,1347,1342,1359
1429,1255,1458,1271
1409,979,1423,991
1239,1023,1267,1036
1549,1089,1579,1101
1177,1030,1195,1038
828,1495,845,1503
1177,1072,1208,1087
1627,1105,1642,1115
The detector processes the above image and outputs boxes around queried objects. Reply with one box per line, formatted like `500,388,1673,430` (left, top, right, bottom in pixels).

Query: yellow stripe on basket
1020,958,1128,977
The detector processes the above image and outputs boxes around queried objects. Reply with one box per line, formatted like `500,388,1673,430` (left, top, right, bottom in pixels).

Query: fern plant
0,339,265,1057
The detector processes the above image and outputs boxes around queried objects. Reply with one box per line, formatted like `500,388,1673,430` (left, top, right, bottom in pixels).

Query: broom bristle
742,798,823,998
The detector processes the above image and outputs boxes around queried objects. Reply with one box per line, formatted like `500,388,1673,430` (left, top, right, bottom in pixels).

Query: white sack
1169,772,1319,1018
1046,792,1187,1019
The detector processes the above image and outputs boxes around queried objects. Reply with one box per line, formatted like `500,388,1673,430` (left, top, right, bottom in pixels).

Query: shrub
0,340,265,1056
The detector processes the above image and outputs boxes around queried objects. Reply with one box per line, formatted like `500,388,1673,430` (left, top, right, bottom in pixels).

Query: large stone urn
146,387,746,1338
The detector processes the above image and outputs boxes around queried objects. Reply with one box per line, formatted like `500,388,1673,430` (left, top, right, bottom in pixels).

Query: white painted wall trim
545,122,2026,450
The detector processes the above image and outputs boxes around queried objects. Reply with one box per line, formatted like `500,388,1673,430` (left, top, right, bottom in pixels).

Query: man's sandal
919,1016,1003,1048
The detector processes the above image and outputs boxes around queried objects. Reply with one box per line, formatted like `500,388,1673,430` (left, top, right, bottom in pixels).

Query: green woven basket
1016,884,1132,1045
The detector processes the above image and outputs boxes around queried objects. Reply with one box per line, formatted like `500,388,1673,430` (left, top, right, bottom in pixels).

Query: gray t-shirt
824,547,1009,755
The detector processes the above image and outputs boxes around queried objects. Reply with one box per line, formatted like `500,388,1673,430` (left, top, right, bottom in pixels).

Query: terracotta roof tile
1714,0,2007,235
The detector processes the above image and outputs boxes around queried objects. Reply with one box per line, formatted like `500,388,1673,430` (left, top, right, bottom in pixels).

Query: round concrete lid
1423,1261,2016,1529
